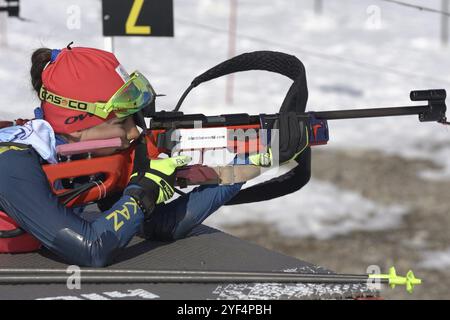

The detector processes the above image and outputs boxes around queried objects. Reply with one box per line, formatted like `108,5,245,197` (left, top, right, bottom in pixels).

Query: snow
419,248,450,270
0,0,448,239
205,177,408,239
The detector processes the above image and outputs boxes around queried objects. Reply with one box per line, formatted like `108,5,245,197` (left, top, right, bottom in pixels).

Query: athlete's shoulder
0,120,57,163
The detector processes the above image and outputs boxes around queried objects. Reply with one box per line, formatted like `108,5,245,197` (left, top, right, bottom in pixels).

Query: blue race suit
0,120,243,267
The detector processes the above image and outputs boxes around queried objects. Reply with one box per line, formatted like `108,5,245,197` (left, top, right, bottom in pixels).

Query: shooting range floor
0,225,377,300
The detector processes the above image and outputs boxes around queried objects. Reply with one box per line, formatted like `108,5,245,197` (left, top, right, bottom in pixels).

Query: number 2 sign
102,0,174,37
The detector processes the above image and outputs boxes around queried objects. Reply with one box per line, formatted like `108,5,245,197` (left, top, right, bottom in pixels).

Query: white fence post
0,0,7,48
226,0,237,105
314,0,323,15
442,0,449,47
104,36,115,54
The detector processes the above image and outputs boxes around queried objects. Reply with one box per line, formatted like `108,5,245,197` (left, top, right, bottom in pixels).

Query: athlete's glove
249,149,273,167
249,112,309,166
275,112,309,163
124,137,191,217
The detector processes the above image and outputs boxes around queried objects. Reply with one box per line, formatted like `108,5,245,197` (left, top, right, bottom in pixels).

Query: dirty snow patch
419,248,450,270
205,178,408,240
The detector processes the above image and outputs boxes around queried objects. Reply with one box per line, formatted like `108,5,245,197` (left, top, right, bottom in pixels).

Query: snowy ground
420,248,450,270
0,0,449,271
207,177,408,239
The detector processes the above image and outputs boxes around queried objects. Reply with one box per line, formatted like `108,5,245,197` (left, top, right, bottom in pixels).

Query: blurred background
0,0,449,299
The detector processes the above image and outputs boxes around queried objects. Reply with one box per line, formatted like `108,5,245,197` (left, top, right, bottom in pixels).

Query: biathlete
0,45,308,267
0,46,246,267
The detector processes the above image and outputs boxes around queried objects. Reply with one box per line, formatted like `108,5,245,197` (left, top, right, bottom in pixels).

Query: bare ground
220,148,450,299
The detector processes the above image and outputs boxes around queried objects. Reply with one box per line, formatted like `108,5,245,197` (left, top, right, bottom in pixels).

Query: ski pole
0,266,421,293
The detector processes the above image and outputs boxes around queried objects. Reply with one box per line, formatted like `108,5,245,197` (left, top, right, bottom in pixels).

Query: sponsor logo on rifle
312,124,322,140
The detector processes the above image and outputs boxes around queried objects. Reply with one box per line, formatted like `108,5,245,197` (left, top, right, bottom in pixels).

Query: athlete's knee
53,228,118,267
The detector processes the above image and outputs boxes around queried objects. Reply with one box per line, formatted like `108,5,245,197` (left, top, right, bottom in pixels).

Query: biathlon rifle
39,51,447,209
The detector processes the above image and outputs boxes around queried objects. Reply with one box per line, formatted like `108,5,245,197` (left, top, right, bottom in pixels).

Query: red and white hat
41,47,129,134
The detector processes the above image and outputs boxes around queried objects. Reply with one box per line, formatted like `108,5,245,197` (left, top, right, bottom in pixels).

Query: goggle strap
38,71,154,120
39,87,109,119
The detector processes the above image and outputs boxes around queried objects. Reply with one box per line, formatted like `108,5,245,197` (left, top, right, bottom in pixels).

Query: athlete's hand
275,112,309,163
124,136,191,216
249,113,309,166
249,149,272,167
131,156,191,204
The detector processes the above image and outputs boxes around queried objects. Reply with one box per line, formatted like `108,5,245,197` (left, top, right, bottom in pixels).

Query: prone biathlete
0,46,244,267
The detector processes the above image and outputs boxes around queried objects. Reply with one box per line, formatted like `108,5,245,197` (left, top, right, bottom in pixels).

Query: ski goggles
39,71,155,119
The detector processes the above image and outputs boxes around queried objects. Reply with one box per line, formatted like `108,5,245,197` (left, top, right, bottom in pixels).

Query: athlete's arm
142,183,244,241
0,147,144,267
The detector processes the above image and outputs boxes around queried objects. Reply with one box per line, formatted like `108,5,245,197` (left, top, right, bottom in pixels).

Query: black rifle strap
174,51,311,204
174,51,308,113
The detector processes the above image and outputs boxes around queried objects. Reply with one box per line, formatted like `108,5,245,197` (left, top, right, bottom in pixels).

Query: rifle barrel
311,105,429,121
150,104,434,130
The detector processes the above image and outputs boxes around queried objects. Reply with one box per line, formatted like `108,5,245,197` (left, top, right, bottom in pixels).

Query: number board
102,0,174,37
1,0,20,17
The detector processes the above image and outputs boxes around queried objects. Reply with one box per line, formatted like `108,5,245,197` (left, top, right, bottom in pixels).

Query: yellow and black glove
249,112,309,167
124,137,191,217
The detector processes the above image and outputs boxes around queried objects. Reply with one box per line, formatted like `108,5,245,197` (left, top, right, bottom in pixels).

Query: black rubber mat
0,225,378,300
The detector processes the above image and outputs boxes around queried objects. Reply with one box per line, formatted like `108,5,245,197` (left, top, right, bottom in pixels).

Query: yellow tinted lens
109,72,155,118
114,82,141,105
